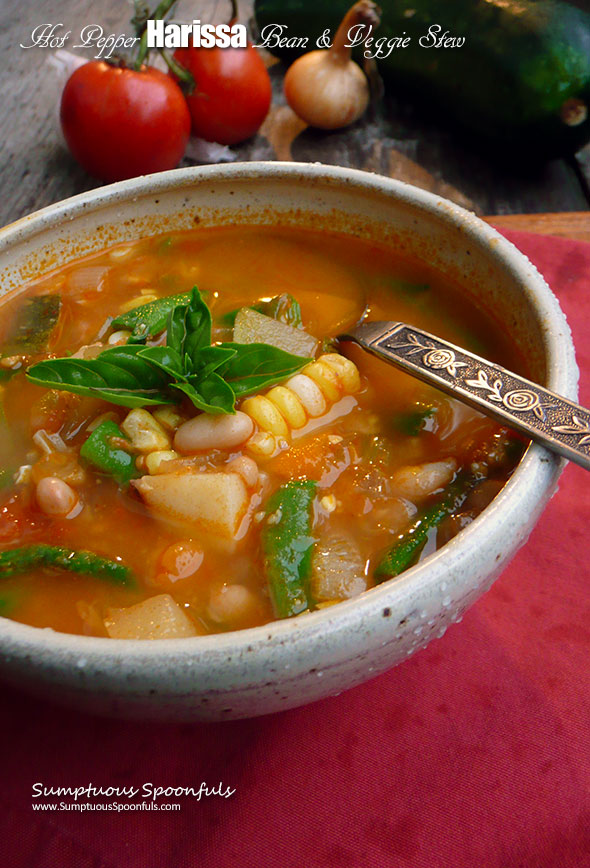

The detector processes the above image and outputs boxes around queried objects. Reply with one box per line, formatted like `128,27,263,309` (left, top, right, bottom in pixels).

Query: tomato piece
60,62,191,182
0,492,51,546
172,43,272,144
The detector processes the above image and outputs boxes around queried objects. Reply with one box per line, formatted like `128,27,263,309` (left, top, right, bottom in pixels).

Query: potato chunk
133,471,249,539
104,594,199,639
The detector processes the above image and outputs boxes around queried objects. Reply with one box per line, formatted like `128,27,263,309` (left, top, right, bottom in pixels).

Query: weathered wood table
2,0,590,239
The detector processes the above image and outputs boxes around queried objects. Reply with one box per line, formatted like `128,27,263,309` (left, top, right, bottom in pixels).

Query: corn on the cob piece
318,353,361,394
242,353,360,457
264,386,307,429
241,396,289,439
302,360,342,403
284,374,326,417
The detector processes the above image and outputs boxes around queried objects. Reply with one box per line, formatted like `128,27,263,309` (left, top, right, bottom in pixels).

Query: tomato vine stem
133,0,195,90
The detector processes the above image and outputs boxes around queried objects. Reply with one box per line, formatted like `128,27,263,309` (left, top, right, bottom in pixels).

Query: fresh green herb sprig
26,288,312,415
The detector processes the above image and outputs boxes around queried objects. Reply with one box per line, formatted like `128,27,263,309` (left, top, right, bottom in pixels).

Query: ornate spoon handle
342,321,590,471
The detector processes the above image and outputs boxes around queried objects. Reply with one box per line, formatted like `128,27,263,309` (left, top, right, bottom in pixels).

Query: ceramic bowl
0,163,578,720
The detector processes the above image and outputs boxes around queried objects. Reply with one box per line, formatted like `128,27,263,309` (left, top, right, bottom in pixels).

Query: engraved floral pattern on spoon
393,333,467,377
552,415,590,446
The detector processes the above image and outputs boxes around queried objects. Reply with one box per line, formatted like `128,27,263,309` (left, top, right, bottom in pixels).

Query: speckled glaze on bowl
0,163,578,720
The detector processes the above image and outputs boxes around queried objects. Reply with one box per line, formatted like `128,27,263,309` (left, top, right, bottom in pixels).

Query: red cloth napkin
1,229,589,868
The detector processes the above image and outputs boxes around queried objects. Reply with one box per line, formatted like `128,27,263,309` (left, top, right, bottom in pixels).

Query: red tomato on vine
60,61,191,182
172,24,272,145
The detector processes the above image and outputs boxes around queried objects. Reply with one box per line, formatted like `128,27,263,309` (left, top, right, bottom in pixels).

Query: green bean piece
0,545,135,586
80,420,139,485
374,474,479,582
262,480,317,618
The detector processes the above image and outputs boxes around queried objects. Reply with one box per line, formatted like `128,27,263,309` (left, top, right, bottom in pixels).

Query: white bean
36,477,79,516
174,411,254,454
227,455,259,488
392,459,457,501
207,584,258,624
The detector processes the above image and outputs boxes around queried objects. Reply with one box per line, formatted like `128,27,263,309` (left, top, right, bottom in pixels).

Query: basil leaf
192,345,237,379
172,372,236,415
167,305,188,358
137,346,185,379
217,343,312,397
26,346,174,408
182,287,212,364
166,287,211,368
112,291,193,343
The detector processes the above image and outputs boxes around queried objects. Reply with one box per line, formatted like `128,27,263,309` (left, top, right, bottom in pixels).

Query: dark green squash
254,0,590,156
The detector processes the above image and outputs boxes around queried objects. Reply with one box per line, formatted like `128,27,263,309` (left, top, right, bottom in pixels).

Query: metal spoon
340,321,590,471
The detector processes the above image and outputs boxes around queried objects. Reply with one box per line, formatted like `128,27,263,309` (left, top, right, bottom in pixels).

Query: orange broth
0,226,525,637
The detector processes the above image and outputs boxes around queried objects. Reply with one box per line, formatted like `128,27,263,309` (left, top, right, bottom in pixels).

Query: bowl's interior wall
0,172,550,380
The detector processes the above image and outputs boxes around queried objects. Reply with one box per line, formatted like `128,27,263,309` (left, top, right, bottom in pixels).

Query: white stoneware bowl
0,163,578,720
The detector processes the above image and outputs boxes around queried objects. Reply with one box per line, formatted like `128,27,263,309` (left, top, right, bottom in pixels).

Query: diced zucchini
233,309,318,357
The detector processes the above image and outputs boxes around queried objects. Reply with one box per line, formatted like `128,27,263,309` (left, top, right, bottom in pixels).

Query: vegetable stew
0,226,525,638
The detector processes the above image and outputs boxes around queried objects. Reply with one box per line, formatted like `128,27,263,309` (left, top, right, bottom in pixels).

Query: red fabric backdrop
1,229,589,868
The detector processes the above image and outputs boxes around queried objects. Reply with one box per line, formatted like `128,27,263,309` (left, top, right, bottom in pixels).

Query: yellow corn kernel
121,409,171,453
302,360,342,403
318,353,361,394
320,494,338,513
153,406,186,432
118,294,158,314
246,432,276,457
107,329,132,345
145,450,179,475
86,411,119,432
266,386,307,429
241,396,289,439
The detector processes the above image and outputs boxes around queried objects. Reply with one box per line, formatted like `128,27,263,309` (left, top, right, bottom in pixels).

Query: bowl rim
0,161,578,664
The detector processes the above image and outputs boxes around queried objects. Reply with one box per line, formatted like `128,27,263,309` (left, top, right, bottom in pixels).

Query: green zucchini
261,480,316,618
254,0,590,156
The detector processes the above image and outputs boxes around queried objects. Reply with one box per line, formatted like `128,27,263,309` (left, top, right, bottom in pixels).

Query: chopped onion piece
311,534,367,601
